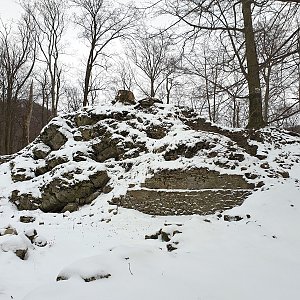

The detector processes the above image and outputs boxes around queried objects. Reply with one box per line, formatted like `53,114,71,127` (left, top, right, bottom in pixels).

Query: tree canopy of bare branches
163,0,300,128
72,0,139,106
0,13,37,154
23,0,66,118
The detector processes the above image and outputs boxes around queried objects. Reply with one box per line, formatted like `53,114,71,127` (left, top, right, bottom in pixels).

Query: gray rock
137,97,163,108
15,249,28,260
40,124,67,150
11,165,34,182
142,168,254,190
223,215,244,222
25,229,37,243
74,112,105,127
146,125,167,139
61,203,79,213
39,170,109,212
10,191,39,211
164,141,213,160
112,168,254,216
32,145,51,159
20,216,36,223
1,226,17,236
92,136,124,162
115,90,135,105
33,235,47,247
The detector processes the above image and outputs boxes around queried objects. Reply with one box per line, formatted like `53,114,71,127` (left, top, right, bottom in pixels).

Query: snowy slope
0,101,300,300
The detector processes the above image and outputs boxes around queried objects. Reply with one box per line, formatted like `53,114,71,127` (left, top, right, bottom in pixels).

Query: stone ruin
112,168,254,215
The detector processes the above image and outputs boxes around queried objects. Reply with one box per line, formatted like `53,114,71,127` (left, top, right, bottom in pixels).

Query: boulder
10,168,109,213
40,124,67,150
0,234,28,260
62,203,79,213
92,136,124,162
164,141,213,161
0,226,18,236
114,90,135,105
25,229,37,243
32,144,51,159
113,189,252,216
40,169,109,212
24,229,47,247
137,97,163,108
20,216,36,223
11,167,34,182
10,191,39,211
112,168,254,216
142,168,254,190
33,235,48,247
15,249,28,260
146,125,167,139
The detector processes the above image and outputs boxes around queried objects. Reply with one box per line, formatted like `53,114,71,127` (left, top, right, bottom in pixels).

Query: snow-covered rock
2,100,299,216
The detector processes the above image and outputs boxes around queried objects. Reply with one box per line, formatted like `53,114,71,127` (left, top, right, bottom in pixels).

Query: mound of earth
0,97,299,215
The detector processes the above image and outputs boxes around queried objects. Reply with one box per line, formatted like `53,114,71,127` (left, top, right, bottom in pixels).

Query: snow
1,181,300,299
0,103,300,299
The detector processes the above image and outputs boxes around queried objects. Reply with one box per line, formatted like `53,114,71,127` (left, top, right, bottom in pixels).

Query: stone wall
112,168,254,216
142,168,254,190
113,189,252,216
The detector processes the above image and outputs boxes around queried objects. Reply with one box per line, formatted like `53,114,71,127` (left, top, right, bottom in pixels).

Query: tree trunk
83,66,91,106
150,78,155,98
242,0,265,129
83,45,95,107
4,83,13,154
204,58,212,121
50,73,56,118
263,67,271,123
42,89,45,127
166,77,172,104
0,98,5,154
23,81,34,147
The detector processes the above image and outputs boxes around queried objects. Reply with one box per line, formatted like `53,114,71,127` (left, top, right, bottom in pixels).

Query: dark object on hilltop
136,97,163,109
285,125,300,136
114,90,135,105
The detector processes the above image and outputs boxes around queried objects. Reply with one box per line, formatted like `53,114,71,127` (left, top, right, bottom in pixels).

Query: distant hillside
0,100,50,155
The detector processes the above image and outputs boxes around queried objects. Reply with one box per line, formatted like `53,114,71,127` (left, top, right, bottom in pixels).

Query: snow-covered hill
0,99,300,300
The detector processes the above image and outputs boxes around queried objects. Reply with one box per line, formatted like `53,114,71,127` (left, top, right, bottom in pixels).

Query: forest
1,0,300,155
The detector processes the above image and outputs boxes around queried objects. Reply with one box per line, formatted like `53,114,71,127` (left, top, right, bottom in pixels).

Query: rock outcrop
1,98,299,215
10,167,109,213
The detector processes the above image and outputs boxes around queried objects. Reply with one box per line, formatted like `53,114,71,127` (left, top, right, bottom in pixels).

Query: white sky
0,0,21,22
0,0,141,102
0,0,169,102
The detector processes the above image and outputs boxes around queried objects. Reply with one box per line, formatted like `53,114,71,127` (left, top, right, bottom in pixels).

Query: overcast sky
0,0,21,22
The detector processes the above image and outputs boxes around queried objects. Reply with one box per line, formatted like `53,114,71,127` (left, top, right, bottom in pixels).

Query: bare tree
115,58,135,91
128,27,180,99
22,80,34,146
35,68,51,127
104,57,136,101
0,13,37,154
72,0,138,106
163,0,300,128
23,0,66,118
62,85,82,113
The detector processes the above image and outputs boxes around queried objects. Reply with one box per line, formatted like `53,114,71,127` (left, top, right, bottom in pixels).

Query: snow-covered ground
0,163,299,300
0,102,300,300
